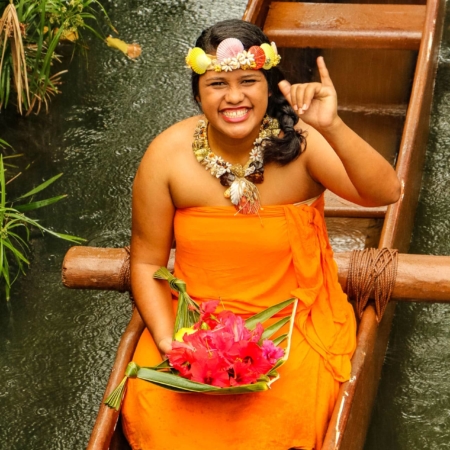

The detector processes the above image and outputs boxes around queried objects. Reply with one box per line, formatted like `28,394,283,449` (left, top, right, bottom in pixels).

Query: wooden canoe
62,0,446,448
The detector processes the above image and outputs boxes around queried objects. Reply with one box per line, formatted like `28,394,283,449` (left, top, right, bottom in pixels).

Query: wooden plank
87,308,144,450
264,3,426,49
325,192,387,218
242,0,272,28
322,0,446,447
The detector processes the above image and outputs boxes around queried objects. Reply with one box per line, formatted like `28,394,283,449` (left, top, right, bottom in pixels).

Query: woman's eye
242,79,257,84
209,82,225,87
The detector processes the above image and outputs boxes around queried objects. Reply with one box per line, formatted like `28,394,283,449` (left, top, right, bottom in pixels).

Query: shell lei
228,178,261,214
192,115,281,214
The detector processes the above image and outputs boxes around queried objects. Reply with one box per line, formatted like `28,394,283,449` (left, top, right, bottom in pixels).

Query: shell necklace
192,115,280,214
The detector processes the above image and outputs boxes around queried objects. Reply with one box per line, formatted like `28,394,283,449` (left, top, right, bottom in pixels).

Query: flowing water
0,0,449,448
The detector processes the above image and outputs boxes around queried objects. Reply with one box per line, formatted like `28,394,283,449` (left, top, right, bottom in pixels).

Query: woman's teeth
222,109,248,118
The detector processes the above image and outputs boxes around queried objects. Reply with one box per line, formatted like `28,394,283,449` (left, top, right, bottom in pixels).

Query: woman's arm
278,57,401,207
131,133,176,356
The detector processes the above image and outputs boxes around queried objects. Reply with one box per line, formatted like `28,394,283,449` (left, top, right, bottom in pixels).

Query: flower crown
186,38,281,75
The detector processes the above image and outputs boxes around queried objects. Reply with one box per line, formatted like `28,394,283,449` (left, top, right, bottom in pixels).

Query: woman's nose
225,86,245,104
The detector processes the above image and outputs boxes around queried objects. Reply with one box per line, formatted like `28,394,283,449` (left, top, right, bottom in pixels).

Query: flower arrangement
105,267,297,410
168,299,285,387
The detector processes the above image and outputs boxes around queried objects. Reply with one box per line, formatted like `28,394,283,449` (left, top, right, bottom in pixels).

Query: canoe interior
84,0,445,448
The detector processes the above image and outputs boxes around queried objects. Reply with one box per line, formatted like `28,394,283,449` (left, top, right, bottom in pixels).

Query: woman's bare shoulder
139,115,201,168
149,115,201,152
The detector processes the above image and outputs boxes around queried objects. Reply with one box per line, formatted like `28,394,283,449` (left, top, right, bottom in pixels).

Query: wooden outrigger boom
63,247,450,304
62,0,446,448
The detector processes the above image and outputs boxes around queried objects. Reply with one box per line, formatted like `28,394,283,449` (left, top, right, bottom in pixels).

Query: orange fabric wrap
122,195,356,450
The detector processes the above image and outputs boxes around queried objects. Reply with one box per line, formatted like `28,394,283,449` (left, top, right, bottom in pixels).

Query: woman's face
197,68,269,142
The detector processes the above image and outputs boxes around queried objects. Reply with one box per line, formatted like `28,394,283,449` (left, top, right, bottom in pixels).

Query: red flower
229,360,259,386
189,348,231,387
200,300,220,314
167,341,197,377
196,300,221,330
237,341,273,375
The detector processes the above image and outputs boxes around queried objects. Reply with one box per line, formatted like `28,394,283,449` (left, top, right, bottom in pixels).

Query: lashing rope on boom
347,248,398,321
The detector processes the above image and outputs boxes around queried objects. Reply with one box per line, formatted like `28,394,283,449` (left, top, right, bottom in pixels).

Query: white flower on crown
237,51,255,67
220,58,234,72
221,57,241,72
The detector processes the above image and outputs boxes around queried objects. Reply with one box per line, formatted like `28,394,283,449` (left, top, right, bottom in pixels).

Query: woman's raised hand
278,57,338,131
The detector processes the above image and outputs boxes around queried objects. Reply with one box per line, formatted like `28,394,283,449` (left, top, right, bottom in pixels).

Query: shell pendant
226,178,261,214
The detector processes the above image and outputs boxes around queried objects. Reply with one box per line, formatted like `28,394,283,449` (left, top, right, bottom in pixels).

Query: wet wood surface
63,247,450,302
264,3,426,49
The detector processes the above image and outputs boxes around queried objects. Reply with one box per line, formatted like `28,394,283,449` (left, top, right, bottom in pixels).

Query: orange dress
122,195,356,450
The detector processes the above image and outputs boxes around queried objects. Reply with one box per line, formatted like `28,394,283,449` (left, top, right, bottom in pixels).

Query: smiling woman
120,19,400,450
198,70,270,141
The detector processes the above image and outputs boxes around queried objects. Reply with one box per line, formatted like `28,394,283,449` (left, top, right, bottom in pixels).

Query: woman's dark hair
191,19,306,166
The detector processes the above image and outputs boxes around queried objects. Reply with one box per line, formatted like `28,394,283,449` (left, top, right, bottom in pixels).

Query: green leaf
104,375,128,411
0,138,11,149
245,297,296,330
39,230,86,244
137,367,221,393
153,267,200,335
172,292,200,336
17,173,63,199
15,194,67,211
1,238,29,264
261,316,291,340
136,367,270,395
272,334,288,346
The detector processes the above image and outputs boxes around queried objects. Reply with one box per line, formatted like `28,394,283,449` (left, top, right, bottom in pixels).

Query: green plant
0,0,137,115
0,152,84,300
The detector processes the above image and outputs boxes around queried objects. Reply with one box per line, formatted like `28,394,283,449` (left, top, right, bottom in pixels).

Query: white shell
230,179,245,206
216,38,245,62
271,41,278,56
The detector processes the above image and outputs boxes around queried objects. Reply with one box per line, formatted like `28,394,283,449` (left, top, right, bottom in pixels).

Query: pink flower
249,322,264,342
217,311,252,342
261,339,285,364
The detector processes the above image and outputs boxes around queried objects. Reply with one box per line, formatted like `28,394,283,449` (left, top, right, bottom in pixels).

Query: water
0,0,449,448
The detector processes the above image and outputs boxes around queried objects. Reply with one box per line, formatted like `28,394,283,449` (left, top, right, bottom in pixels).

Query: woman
122,19,401,450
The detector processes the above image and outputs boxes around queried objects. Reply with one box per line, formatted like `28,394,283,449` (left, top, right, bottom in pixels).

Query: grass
0,149,85,300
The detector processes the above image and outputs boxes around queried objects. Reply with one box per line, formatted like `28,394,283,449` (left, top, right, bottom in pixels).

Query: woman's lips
220,108,250,123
